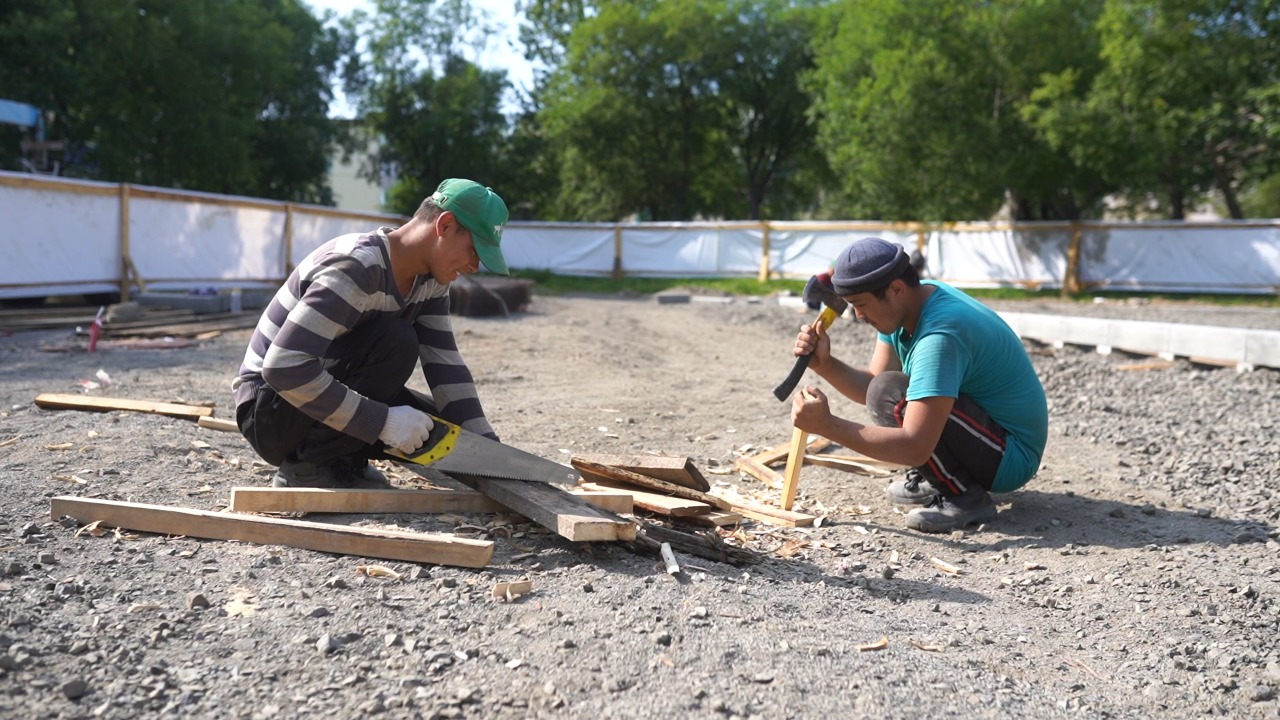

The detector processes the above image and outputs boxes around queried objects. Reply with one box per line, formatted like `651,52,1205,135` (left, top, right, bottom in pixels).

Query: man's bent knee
866,371,909,427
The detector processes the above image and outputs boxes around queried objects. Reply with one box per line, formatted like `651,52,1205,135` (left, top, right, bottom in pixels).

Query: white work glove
379,405,434,454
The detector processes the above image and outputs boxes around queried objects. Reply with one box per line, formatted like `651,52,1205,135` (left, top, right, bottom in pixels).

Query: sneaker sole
905,508,997,533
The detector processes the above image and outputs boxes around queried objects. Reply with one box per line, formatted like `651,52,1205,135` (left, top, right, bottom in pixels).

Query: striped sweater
232,228,495,443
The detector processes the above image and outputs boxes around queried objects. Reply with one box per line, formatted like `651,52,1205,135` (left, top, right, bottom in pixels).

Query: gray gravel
0,293,1277,719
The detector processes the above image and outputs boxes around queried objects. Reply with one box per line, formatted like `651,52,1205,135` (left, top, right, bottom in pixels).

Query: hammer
772,276,849,401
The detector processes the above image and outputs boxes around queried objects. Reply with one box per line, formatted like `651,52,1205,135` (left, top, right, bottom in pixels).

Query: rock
185,593,209,610
62,679,89,700
307,606,330,618
317,633,339,654
37,551,55,565
652,631,672,647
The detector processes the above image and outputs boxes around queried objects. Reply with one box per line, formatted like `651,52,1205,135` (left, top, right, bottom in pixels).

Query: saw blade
389,417,579,485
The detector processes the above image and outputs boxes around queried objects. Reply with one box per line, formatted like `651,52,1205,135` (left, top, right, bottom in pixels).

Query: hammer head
802,275,848,315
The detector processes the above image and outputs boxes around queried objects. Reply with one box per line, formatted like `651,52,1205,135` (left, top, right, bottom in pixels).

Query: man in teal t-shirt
790,238,1048,533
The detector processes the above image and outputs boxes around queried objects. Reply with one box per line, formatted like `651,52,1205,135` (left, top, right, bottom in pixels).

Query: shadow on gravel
968,489,1275,552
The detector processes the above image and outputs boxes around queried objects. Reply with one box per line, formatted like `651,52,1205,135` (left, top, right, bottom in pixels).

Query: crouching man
790,237,1048,533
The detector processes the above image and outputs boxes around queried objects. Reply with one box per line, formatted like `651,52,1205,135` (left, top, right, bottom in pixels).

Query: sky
303,0,535,116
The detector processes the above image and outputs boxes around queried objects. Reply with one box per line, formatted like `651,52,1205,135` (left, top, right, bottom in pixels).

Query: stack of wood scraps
570,454,819,529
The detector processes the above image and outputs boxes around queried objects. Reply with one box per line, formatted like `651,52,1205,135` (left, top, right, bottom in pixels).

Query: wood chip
126,603,162,613
856,636,889,652
45,443,74,451
74,520,107,538
52,474,87,485
191,440,212,449
491,579,533,602
1024,562,1046,571
930,557,962,575
357,564,402,580
0,435,21,448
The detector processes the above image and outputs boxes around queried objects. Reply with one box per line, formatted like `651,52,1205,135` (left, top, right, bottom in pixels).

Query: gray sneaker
271,460,340,488
887,470,934,505
905,484,997,533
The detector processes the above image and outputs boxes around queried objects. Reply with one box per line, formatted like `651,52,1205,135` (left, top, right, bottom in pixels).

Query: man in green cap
231,179,511,488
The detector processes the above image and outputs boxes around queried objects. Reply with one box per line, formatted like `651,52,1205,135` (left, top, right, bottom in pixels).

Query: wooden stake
51,496,493,568
779,426,808,510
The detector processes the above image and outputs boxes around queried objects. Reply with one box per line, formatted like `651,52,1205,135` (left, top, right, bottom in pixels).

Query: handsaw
387,415,579,485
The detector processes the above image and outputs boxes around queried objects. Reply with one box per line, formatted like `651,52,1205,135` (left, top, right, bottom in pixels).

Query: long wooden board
460,476,637,542
579,481,711,517
50,496,493,568
35,393,213,419
229,487,632,515
733,455,784,488
802,453,903,476
570,453,710,491
400,466,636,542
748,436,833,467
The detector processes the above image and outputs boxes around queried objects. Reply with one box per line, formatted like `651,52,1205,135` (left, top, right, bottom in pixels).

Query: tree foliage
0,0,341,203
339,0,509,215
807,0,1107,221
533,0,824,221
1028,0,1280,219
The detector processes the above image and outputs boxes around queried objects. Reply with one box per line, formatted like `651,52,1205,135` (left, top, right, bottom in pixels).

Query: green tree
808,0,1107,221
0,0,341,203
339,0,510,215
1028,0,1279,219
535,0,823,221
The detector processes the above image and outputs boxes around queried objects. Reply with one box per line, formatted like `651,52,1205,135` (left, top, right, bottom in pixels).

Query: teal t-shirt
878,281,1048,491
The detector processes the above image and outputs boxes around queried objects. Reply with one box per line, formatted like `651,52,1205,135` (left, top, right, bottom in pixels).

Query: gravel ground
0,292,1278,720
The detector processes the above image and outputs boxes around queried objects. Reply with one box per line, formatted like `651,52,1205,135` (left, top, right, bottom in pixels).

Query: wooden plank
569,453,709,491
570,458,732,511
197,416,238,433
461,476,636,542
709,489,816,528
228,487,632,515
802,453,901,476
678,510,744,527
748,436,833,468
229,488,507,514
50,496,493,568
780,427,808,510
34,393,213,419
579,481,711,517
733,455,783,489
404,466,635,542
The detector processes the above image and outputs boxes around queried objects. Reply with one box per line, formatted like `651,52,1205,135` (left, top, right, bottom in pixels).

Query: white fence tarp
1,171,1277,298
1079,224,1280,293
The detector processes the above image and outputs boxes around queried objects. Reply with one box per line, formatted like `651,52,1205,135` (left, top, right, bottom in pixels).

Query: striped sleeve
412,289,497,440
257,247,388,444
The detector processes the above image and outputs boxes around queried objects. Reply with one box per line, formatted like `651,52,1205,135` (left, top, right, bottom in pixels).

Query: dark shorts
865,371,1008,494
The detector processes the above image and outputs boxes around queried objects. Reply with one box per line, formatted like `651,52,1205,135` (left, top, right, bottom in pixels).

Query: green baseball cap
431,178,510,275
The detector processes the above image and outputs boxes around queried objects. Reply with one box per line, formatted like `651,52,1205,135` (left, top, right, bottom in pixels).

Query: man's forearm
813,357,876,405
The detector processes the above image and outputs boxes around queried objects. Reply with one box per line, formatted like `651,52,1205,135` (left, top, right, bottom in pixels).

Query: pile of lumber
570,454,819,528
37,393,639,571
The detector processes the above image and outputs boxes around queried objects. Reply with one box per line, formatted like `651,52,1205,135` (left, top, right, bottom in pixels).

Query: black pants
236,315,438,467
865,371,1007,494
